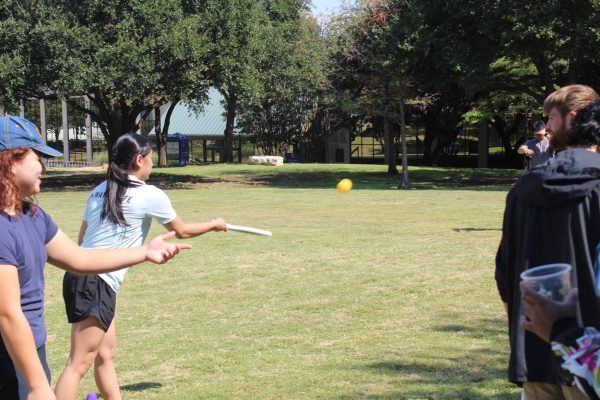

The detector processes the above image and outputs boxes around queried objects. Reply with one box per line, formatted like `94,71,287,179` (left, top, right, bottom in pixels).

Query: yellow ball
336,178,353,193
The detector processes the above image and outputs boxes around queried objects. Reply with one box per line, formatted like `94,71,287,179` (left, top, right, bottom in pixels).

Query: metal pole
85,96,92,163
19,100,25,117
62,100,70,164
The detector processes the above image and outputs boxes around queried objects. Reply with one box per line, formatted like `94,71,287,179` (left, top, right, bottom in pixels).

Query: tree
0,0,210,160
331,0,428,187
193,0,271,162
236,11,330,158
498,0,600,96
411,0,600,166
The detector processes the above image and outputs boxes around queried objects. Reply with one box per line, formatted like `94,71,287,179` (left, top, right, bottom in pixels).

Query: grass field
40,163,523,399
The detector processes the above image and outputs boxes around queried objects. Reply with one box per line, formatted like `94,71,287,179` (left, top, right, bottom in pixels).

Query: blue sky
310,0,344,15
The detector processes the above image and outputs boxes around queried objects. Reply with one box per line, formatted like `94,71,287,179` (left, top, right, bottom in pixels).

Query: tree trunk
383,117,398,175
532,56,555,98
398,97,409,189
384,116,398,174
163,100,178,139
223,93,237,163
490,111,525,167
154,107,167,167
422,107,441,166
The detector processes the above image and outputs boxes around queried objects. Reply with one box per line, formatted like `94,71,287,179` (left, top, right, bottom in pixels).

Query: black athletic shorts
63,272,117,332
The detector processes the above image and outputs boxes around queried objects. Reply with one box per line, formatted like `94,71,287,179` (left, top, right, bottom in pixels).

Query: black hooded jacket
496,148,600,384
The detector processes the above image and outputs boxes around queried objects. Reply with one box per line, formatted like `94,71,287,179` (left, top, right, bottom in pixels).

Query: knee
96,343,117,364
66,353,96,377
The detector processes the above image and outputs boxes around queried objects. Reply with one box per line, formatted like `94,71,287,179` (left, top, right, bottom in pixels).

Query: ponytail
101,133,151,225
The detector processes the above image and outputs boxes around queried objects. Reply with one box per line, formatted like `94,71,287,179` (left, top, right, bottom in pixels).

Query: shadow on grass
339,319,515,399
42,171,225,192
432,318,508,339
120,381,162,392
200,167,520,191
341,355,515,400
41,166,521,192
148,167,521,192
452,228,502,232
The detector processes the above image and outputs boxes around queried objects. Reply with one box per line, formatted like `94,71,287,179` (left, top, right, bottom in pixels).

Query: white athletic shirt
81,176,177,292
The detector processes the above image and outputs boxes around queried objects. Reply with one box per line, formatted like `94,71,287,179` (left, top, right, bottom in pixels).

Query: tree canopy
2,0,600,170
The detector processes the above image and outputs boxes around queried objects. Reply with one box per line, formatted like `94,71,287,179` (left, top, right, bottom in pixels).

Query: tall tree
498,0,600,96
332,0,427,187
0,0,209,159
236,11,330,158
194,0,270,162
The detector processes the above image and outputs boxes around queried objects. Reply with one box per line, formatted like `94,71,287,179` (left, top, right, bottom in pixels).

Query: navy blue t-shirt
0,205,58,353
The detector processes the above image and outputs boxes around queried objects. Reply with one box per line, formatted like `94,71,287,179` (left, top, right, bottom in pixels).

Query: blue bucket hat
0,115,62,157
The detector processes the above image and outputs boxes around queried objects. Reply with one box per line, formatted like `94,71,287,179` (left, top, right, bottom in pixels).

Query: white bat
226,223,272,237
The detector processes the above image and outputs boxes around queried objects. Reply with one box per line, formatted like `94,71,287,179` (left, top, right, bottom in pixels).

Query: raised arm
517,144,533,156
0,266,55,399
163,216,227,239
46,230,191,274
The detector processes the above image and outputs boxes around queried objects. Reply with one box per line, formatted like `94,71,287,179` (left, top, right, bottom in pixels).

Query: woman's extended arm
46,230,191,274
163,216,227,239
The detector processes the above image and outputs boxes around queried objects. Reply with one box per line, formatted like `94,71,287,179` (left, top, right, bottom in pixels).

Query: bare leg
55,317,106,400
94,318,121,400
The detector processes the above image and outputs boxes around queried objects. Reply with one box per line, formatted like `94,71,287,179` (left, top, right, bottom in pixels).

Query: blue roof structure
149,88,242,138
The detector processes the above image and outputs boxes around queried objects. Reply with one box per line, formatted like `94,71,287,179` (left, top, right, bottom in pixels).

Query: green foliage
198,0,268,100
323,0,600,166
236,13,330,156
0,0,210,152
188,0,320,161
497,0,600,93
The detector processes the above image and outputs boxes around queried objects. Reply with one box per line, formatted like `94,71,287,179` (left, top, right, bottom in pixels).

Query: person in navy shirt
0,116,190,400
517,120,552,168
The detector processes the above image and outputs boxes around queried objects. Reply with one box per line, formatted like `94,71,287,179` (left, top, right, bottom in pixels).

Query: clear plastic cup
520,263,572,301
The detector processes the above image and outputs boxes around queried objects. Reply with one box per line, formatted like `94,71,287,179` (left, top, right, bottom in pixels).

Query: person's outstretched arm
46,230,191,274
163,216,227,239
517,144,533,156
0,267,56,400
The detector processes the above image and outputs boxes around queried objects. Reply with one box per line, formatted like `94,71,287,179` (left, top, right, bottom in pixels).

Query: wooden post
478,119,489,168
85,96,93,163
39,99,47,142
62,100,70,164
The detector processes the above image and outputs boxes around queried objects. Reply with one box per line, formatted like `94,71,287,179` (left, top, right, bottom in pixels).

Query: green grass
40,163,523,399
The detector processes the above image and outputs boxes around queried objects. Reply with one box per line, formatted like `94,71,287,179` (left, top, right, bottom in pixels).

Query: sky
310,0,345,15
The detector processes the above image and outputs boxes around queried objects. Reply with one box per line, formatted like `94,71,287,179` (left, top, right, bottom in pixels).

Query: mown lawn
40,163,523,399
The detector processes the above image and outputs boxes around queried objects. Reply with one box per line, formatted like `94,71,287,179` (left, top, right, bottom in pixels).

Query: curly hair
566,100,600,147
0,148,36,215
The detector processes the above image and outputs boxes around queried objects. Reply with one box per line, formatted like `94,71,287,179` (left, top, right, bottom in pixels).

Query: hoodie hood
516,148,600,207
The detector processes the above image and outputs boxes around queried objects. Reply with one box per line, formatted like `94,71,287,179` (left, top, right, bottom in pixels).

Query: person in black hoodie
496,90,600,399
519,100,600,400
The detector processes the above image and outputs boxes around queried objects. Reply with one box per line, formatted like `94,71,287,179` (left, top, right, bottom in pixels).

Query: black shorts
63,272,117,332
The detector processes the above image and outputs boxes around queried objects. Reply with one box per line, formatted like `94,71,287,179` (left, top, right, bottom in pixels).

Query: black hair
532,120,545,133
566,99,600,147
102,133,152,225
